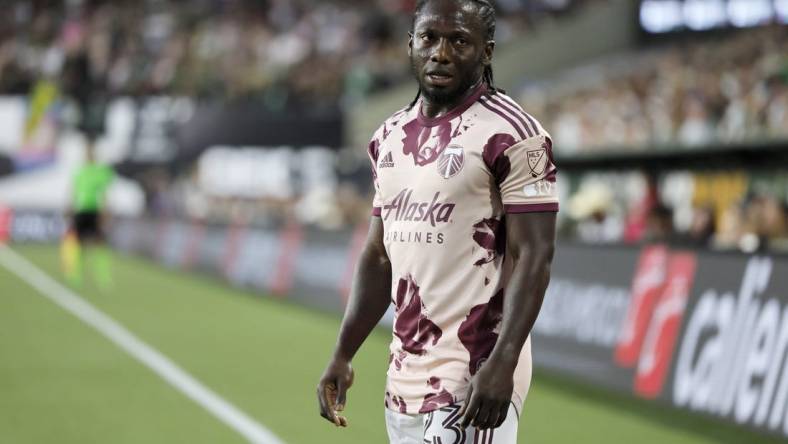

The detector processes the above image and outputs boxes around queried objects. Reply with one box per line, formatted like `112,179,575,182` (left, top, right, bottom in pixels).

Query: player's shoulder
368,105,413,160
372,105,414,140
473,90,549,145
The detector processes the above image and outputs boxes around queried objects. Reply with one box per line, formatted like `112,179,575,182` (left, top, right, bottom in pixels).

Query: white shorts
385,403,520,444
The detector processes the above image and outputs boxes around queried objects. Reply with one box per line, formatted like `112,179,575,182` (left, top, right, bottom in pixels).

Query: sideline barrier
1,209,65,243
537,244,788,439
7,212,787,440
0,206,12,243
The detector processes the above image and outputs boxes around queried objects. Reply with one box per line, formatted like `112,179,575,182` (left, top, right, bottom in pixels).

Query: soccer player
317,0,558,442
63,144,115,289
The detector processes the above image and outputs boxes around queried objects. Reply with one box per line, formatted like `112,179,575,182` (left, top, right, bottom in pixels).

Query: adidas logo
379,152,395,168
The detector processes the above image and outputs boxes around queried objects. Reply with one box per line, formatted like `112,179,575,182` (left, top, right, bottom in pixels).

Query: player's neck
420,79,483,119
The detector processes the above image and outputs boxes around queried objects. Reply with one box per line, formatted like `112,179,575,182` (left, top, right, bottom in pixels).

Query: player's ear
408,32,414,57
483,40,495,66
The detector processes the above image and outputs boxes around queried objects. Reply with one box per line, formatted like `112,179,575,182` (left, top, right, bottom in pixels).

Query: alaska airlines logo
382,189,455,227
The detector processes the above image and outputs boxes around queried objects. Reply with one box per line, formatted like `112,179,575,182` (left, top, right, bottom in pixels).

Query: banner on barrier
536,244,788,439
3,210,66,243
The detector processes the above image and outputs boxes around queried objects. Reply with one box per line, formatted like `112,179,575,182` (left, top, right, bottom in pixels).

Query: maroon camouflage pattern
389,394,407,414
482,133,516,185
390,351,407,372
458,289,505,375
401,118,453,166
419,376,456,414
393,275,443,358
472,217,506,266
368,138,380,181
419,388,455,414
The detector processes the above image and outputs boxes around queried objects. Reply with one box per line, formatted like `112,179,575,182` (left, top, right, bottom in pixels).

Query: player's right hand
317,357,354,427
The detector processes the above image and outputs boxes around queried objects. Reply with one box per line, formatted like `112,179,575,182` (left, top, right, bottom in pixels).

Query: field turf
0,244,781,443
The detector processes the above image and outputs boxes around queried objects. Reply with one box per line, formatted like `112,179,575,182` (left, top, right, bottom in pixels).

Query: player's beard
411,58,481,107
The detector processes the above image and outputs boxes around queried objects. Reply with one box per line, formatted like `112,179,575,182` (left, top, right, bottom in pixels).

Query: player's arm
460,211,556,429
317,216,391,427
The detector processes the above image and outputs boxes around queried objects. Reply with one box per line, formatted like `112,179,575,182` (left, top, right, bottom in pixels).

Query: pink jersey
368,83,559,415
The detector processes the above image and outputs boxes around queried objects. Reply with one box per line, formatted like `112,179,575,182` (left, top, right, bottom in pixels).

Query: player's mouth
425,71,454,87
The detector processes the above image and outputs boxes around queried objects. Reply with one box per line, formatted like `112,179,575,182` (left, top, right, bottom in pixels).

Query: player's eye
454,38,468,46
420,32,434,43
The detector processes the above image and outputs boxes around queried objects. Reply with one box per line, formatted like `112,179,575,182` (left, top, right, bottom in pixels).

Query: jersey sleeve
368,136,383,216
491,134,559,213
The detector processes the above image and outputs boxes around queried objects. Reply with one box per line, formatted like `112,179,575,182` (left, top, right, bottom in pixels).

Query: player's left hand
317,357,354,427
458,359,515,430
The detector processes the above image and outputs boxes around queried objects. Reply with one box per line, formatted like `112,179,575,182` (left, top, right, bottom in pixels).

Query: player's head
408,0,501,109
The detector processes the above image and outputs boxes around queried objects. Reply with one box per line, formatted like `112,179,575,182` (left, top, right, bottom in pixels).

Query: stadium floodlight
728,0,773,27
682,0,726,31
640,0,683,33
778,0,788,23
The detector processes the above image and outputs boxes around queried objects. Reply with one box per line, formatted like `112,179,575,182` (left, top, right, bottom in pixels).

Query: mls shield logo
436,145,464,179
527,145,548,177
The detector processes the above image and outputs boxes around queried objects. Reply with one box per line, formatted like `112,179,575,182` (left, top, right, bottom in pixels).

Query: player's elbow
510,238,555,265
359,243,391,271
539,241,556,264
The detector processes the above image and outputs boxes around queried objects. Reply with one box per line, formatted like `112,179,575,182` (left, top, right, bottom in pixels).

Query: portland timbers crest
436,145,465,179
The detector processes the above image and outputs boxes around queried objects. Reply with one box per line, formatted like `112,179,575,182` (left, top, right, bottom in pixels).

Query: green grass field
0,244,781,444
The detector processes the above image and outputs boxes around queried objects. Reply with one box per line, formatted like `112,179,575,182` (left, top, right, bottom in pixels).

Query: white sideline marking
0,246,285,444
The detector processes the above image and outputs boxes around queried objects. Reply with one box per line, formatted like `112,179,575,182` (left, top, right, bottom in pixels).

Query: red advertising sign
0,207,12,243
633,253,697,398
616,246,669,366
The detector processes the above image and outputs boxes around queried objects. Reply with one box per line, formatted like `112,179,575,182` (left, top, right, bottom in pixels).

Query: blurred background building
0,1,787,442
1,0,785,252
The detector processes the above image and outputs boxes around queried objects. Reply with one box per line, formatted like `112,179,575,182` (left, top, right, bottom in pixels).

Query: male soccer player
317,0,558,442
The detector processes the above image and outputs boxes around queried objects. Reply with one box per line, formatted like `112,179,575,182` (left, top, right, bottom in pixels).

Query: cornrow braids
408,0,504,110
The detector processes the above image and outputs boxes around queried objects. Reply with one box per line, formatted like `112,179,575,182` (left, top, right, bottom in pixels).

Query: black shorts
73,211,102,241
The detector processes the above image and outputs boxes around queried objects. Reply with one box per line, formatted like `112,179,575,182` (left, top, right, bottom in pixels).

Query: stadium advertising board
671,255,788,437
98,218,788,439
537,244,788,439
0,206,11,242
1,210,66,243
174,102,344,168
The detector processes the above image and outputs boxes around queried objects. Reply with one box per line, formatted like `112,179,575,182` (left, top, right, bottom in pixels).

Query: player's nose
429,38,452,64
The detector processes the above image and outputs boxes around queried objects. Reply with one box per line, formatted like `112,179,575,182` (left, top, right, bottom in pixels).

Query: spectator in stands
685,206,716,247
0,0,589,105
568,182,623,244
642,203,674,244
526,26,788,152
748,195,788,252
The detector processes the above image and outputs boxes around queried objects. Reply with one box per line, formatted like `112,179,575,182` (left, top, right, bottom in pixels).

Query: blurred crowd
1,0,785,253
0,0,592,109
138,148,374,231
564,171,788,253
531,25,788,253
522,26,788,152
